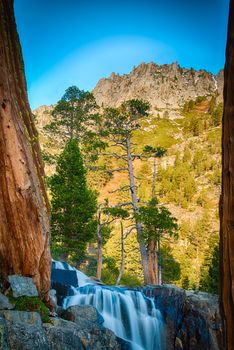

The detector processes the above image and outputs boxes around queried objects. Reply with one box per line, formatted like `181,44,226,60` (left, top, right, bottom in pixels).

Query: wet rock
51,282,73,306
8,275,38,297
175,337,183,350
51,269,78,288
51,268,78,306
0,293,14,310
143,284,186,350
143,285,222,350
65,305,104,325
177,291,222,350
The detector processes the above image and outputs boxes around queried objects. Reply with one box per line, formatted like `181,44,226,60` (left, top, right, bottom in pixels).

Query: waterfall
53,261,164,350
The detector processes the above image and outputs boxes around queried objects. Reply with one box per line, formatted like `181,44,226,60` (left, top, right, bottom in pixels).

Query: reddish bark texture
0,0,51,300
220,0,234,348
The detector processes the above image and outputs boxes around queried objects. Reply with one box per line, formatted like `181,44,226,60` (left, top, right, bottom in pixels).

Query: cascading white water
53,260,94,286
53,261,164,350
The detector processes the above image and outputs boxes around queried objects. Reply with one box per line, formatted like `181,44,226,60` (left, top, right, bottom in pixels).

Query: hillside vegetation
35,63,222,292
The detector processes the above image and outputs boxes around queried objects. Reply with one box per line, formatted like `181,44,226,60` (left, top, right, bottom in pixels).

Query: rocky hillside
34,61,223,290
92,62,223,110
34,62,224,126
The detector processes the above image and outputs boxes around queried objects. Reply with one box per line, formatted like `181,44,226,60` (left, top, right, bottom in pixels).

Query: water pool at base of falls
53,261,164,350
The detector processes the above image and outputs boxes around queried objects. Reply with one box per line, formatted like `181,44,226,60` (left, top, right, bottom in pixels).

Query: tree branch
99,152,128,160
108,168,128,173
108,185,130,194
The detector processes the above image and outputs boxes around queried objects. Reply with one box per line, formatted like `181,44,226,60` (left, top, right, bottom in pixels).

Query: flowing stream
53,261,164,350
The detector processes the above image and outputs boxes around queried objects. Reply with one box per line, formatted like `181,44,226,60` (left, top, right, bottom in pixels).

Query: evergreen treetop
49,139,97,264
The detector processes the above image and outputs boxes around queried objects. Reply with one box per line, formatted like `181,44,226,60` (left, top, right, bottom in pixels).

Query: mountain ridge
92,61,223,111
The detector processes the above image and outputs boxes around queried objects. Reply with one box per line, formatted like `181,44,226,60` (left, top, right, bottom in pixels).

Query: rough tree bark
96,210,102,280
147,239,158,284
220,0,234,348
0,0,51,300
126,136,150,283
116,222,125,285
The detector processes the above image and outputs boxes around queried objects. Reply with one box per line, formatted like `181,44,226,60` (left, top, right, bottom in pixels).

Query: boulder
51,269,78,288
143,285,222,350
0,317,9,349
8,275,38,297
44,318,84,350
0,310,42,326
51,269,78,306
63,305,104,326
0,311,49,349
0,309,130,350
0,293,14,310
51,282,73,306
44,317,130,350
48,289,57,313
177,291,222,350
143,284,186,350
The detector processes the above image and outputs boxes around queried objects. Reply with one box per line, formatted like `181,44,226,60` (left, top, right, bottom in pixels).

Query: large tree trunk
147,239,158,284
126,136,150,284
116,222,125,285
220,0,234,348
0,0,51,300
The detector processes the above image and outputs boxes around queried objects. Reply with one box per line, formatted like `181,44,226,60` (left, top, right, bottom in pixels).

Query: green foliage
41,150,57,165
103,207,129,219
183,112,205,136
199,236,219,294
211,103,223,127
182,98,223,136
143,145,167,158
134,117,179,150
40,86,222,289
158,160,197,208
138,199,178,242
183,100,194,113
209,167,221,186
183,147,191,162
161,245,181,284
49,139,97,264
101,256,142,286
44,86,106,162
181,276,190,289
103,99,150,138
195,96,207,104
46,86,97,140
13,296,50,323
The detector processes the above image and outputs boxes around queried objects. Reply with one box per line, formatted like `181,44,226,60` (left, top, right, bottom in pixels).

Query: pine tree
49,139,97,264
138,198,178,284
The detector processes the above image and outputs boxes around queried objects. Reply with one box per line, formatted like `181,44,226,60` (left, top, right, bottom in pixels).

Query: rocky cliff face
92,62,223,110
34,63,224,126
143,285,222,350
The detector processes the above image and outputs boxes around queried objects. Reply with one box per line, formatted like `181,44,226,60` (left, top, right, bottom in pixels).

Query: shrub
13,296,50,323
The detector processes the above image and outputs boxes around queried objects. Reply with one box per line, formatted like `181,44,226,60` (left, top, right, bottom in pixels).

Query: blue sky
14,0,229,109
